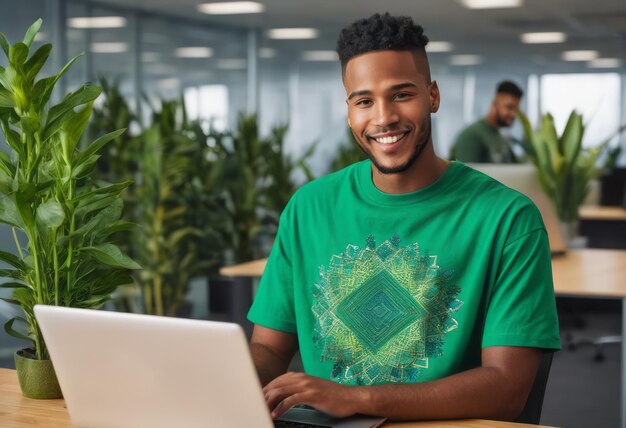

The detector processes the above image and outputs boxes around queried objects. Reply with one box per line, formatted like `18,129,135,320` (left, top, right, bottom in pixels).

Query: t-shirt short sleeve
247,200,297,334
482,228,561,350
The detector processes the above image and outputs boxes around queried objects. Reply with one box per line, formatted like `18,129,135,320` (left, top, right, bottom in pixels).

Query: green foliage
329,127,367,173
87,77,140,184
0,20,140,360
518,111,624,222
132,99,225,317
219,114,314,262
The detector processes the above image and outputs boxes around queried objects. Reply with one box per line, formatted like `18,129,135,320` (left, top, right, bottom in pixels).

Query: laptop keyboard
273,421,327,428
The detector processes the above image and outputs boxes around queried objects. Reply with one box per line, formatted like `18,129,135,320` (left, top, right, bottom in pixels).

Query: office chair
514,352,554,425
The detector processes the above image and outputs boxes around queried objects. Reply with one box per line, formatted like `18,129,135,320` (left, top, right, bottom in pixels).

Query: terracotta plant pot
14,349,63,399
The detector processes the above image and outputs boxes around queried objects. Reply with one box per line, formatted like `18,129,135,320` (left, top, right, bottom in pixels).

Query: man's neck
371,147,450,195
484,114,499,129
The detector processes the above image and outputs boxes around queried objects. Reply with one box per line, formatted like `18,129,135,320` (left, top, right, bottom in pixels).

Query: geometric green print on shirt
312,235,463,385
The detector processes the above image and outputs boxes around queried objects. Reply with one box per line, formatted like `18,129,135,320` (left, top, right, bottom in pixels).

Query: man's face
343,50,439,175
493,93,521,127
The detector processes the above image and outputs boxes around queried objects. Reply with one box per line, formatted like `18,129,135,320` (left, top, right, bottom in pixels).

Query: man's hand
263,372,367,419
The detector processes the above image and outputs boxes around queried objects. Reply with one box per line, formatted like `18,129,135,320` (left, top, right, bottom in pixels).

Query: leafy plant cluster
88,83,317,316
0,20,139,359
518,111,624,222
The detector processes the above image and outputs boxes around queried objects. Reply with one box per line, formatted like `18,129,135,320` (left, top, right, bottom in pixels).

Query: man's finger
272,392,309,419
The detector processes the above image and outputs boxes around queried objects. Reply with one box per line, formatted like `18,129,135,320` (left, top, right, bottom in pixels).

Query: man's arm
250,325,299,386
263,346,543,421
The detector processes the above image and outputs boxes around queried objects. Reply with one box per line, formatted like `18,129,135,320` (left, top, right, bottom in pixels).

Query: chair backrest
515,352,554,424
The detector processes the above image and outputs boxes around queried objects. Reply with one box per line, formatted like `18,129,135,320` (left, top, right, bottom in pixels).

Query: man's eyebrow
347,89,372,100
390,82,418,91
347,82,419,100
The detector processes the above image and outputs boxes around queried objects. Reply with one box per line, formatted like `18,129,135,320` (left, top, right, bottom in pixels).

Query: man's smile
366,130,410,151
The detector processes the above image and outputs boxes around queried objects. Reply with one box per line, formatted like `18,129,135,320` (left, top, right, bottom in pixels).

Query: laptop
466,163,568,255
34,305,386,428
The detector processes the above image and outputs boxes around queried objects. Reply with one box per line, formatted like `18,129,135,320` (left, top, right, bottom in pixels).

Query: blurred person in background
451,81,523,163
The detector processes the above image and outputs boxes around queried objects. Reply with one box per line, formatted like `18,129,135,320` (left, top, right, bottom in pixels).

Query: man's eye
355,99,372,106
394,92,411,100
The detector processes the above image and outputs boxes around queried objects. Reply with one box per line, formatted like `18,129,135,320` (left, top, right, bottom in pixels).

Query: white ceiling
84,0,626,73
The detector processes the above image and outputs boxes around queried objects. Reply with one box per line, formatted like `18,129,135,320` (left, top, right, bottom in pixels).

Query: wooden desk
221,249,626,428
580,206,626,221
0,369,552,427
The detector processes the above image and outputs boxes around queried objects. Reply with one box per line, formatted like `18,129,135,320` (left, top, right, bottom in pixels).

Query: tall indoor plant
0,20,140,398
133,99,222,317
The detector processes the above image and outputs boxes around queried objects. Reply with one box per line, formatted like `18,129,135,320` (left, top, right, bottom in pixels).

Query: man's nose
373,101,400,128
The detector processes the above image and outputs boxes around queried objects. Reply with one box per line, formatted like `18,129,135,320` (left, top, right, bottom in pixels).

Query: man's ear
430,80,440,113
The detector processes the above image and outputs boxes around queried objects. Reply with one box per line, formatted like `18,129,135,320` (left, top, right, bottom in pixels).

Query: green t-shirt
248,160,560,386
451,119,516,163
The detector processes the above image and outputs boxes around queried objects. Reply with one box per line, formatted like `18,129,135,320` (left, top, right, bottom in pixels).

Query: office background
1,1,626,427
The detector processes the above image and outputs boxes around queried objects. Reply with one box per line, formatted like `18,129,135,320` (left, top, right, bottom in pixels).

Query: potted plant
0,20,140,399
518,110,622,241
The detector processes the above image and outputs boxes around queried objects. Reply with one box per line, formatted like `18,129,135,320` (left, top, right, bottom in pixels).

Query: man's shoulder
455,163,536,208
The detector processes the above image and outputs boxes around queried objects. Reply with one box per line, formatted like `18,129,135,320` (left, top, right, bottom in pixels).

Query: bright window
540,73,621,148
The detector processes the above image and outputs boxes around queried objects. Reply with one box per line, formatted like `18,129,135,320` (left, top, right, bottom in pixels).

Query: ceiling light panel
426,41,454,53
217,59,248,69
302,50,338,61
198,1,265,14
450,54,483,65
588,58,623,68
91,42,128,53
175,47,214,58
521,32,566,44
68,16,127,29
460,0,523,9
268,28,319,39
562,50,599,61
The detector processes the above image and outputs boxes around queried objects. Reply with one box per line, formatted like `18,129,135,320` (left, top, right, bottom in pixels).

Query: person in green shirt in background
450,81,523,163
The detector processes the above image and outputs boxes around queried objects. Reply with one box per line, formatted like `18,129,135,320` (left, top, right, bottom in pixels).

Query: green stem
155,275,163,316
66,173,76,301
52,229,59,306
12,227,24,260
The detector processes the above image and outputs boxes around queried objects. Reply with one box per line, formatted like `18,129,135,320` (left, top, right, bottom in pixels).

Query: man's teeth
375,134,403,144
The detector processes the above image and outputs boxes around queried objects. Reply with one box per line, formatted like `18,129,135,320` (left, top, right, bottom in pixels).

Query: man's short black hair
336,13,429,69
496,80,523,99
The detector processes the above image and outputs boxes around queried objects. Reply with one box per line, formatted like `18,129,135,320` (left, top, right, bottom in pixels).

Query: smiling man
248,13,560,422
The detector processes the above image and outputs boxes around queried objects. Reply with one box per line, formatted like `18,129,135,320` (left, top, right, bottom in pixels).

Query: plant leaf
0,32,9,58
81,244,142,270
0,87,14,108
47,84,101,126
560,111,583,166
36,199,65,230
23,19,43,47
33,52,83,110
4,317,34,345
0,281,29,289
24,43,52,82
14,184,36,230
0,250,25,270
77,128,126,164
0,193,23,228
9,43,29,69
0,269,24,280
